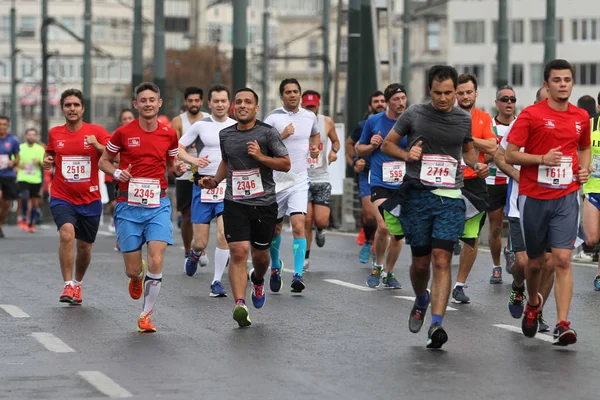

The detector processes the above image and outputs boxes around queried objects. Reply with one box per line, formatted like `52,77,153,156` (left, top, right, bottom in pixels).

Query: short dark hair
0,115,9,123
384,83,407,102
235,87,259,104
368,90,384,106
302,89,321,98
496,85,515,99
119,108,134,120
279,78,301,95
577,95,597,117
24,127,38,135
60,88,84,107
427,65,458,90
543,59,574,82
597,91,600,106
184,86,204,100
458,73,478,91
208,84,230,101
535,87,545,103
134,82,160,98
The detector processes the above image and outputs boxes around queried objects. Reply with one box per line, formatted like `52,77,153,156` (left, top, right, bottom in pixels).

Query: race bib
382,161,405,184
128,178,161,207
23,163,37,175
232,169,264,199
201,180,226,203
61,156,91,182
592,155,600,179
308,156,323,170
0,154,8,169
538,156,573,189
420,154,458,188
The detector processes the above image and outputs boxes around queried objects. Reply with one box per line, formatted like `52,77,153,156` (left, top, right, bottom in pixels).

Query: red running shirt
105,120,179,202
46,123,111,205
507,100,591,200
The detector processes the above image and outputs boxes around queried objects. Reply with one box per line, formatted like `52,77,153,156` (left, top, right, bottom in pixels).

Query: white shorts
276,183,309,219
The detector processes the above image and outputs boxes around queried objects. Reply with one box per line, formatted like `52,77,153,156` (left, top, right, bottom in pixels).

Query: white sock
382,271,388,278
454,282,465,288
193,248,204,257
493,265,501,269
64,280,73,286
142,272,162,315
213,248,229,284
73,280,80,285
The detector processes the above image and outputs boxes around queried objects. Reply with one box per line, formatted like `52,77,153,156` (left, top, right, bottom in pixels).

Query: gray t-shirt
219,120,289,205
392,103,473,189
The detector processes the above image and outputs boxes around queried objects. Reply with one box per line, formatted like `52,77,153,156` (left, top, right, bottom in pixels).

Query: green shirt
17,142,45,184
584,115,600,194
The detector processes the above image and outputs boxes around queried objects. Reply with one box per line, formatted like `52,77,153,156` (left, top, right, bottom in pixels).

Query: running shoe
451,285,470,304
359,243,371,264
489,267,503,284
210,281,227,297
538,311,550,333
59,283,75,303
504,247,515,275
28,225,36,233
303,259,310,272
249,269,266,308
19,221,28,231
382,272,402,289
73,284,82,305
108,222,116,233
138,310,156,333
315,229,326,247
552,320,577,346
409,289,430,333
366,266,383,288
114,240,120,252
521,293,543,338
199,250,209,267
185,250,200,276
426,322,448,349
356,227,365,246
269,261,284,292
594,275,600,291
291,273,305,293
508,282,525,318
129,260,147,300
233,300,251,327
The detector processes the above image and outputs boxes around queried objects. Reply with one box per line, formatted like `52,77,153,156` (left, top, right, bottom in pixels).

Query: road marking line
96,231,114,237
493,324,554,343
78,371,133,398
323,279,373,292
0,304,30,318
30,332,75,353
393,296,457,311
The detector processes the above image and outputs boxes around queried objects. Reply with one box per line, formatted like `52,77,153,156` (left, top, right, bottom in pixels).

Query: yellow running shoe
137,310,156,333
129,260,147,300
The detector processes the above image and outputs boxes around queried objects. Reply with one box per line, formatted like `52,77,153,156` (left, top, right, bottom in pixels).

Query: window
426,22,440,52
0,57,10,81
208,24,222,43
530,63,543,87
0,15,10,40
95,18,106,41
19,16,36,38
511,20,524,43
165,17,189,33
454,21,485,44
531,19,563,43
573,63,600,85
456,64,485,86
20,58,35,80
309,39,318,68
121,19,130,41
571,18,600,42
511,64,524,86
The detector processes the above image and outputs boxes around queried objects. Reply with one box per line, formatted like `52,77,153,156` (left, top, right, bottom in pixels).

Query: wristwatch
332,148,339,153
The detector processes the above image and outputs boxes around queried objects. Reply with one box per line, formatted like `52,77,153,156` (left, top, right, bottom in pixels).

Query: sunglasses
497,96,517,103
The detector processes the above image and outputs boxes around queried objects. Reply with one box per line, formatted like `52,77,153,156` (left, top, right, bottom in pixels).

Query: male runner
199,88,290,327
0,115,20,238
42,89,111,304
178,84,236,297
485,86,516,279
357,83,408,288
264,78,320,293
99,82,187,332
382,65,489,348
494,87,553,332
451,74,496,304
505,59,591,346
346,91,386,261
172,87,209,265
301,90,340,270
17,128,45,232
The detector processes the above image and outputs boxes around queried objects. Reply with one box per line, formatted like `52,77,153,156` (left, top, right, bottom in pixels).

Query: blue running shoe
210,281,227,297
366,266,383,288
594,275,600,291
185,251,199,276
291,274,305,293
249,269,266,308
508,282,526,318
233,300,251,327
538,311,550,333
359,243,371,264
382,272,402,289
269,261,283,292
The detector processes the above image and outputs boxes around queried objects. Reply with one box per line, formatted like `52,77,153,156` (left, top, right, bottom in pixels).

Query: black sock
363,223,376,242
317,228,323,233
305,250,311,259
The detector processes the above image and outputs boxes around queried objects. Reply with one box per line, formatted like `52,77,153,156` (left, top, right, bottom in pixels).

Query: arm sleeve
506,108,531,147
179,123,199,147
167,131,179,159
310,114,319,136
358,117,373,145
105,128,122,155
580,118,591,147
392,105,415,137
268,127,289,157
